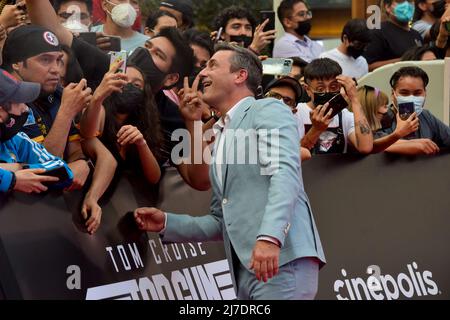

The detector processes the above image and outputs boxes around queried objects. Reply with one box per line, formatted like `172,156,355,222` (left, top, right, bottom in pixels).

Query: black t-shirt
363,21,423,65
155,91,186,167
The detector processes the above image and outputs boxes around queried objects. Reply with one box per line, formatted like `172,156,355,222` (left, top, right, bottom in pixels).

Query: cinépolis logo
334,262,440,300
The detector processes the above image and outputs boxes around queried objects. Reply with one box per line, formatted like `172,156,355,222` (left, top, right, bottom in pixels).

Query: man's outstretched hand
134,207,166,232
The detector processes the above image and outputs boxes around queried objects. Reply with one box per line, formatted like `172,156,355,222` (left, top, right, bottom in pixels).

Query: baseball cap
160,0,193,19
0,69,41,106
2,25,61,67
265,76,305,105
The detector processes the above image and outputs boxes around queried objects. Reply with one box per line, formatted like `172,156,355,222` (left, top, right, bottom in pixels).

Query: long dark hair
102,83,162,162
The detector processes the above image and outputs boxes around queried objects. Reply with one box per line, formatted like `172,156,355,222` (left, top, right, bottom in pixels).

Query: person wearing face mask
320,19,370,80
273,0,323,63
27,0,211,191
212,5,276,56
81,73,162,185
356,85,419,153
379,66,450,155
364,0,423,71
412,0,449,40
298,58,373,155
90,0,148,52
263,76,312,161
0,69,73,194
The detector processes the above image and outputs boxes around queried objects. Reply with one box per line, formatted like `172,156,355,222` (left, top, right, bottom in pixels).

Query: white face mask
396,94,426,117
106,0,137,28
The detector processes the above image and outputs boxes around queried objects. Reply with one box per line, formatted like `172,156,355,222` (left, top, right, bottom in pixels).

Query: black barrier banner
0,169,235,300
1,152,450,300
303,151,450,300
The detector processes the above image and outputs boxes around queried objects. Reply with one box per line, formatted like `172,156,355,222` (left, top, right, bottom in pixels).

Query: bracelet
7,172,16,193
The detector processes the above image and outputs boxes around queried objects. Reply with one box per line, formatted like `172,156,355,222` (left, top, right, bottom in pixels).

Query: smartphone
215,27,223,43
262,58,293,76
260,10,275,32
324,93,349,118
78,32,97,46
108,36,121,52
40,166,71,187
110,50,127,73
398,102,414,121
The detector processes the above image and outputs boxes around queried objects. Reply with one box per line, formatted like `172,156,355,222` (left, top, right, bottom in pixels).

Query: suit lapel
222,97,255,195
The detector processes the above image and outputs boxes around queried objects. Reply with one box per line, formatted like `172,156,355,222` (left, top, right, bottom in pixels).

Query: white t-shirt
320,48,369,80
296,103,356,153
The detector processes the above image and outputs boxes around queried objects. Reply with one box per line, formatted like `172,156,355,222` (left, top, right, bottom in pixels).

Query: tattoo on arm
357,120,371,135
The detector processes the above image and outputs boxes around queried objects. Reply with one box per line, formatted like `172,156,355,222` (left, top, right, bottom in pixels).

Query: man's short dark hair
341,19,370,43
153,27,195,86
145,10,177,30
390,66,429,89
183,28,214,58
213,6,257,33
53,0,93,14
290,56,308,70
214,43,263,95
277,0,308,29
303,58,342,83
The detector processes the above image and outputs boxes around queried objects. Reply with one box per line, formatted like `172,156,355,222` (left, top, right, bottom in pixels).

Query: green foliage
139,0,273,31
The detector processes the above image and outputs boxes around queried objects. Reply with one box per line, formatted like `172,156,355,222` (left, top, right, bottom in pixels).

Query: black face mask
128,47,167,93
431,0,446,19
0,111,29,142
380,108,395,129
110,83,144,115
347,46,365,59
295,20,312,36
313,92,339,107
229,35,253,48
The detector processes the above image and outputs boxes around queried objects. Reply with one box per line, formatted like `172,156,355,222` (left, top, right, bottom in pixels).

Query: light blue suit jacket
163,97,326,278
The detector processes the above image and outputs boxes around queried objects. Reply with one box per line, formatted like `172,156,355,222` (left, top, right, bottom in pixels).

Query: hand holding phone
398,102,414,121
260,10,275,32
110,50,127,74
323,93,349,118
262,58,293,75
38,166,70,188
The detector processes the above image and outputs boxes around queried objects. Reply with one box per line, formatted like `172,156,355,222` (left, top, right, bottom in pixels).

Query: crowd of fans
0,0,449,234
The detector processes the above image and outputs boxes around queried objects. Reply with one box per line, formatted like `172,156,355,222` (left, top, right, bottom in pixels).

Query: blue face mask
393,1,415,23
396,94,425,116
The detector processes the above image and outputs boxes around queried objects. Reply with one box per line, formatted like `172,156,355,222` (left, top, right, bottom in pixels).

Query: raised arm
25,0,74,46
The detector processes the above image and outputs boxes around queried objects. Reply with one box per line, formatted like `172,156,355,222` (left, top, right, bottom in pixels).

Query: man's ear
12,63,19,72
163,73,179,88
235,69,248,86
304,82,314,99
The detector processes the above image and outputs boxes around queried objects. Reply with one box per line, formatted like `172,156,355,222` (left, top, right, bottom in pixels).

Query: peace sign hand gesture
178,75,205,122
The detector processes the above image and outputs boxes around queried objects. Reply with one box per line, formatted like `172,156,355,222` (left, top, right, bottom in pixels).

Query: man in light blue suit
134,43,325,300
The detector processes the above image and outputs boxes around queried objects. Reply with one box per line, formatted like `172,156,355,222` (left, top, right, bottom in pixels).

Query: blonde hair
356,86,389,132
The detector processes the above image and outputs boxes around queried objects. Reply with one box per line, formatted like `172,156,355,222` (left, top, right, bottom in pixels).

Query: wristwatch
7,172,16,193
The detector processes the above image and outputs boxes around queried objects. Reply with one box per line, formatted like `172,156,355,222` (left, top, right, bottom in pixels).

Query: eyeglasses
291,10,313,19
265,91,297,108
310,84,342,95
